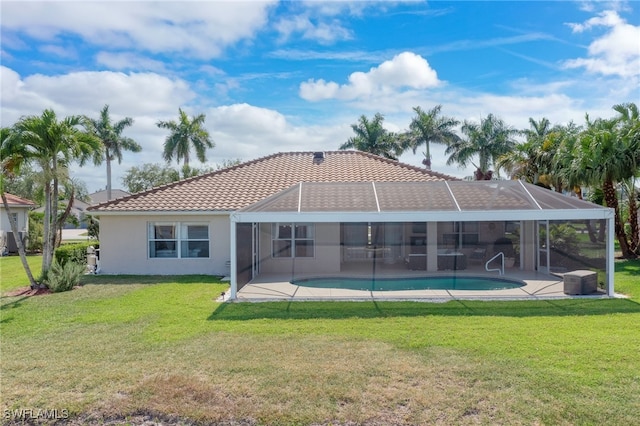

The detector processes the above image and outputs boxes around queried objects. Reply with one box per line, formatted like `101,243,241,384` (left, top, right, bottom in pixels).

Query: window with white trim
272,223,314,258
148,222,209,258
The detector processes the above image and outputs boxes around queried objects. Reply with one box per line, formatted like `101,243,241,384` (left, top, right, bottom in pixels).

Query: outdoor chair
468,247,487,265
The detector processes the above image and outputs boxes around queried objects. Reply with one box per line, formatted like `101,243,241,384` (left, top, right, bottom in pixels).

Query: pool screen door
537,220,550,273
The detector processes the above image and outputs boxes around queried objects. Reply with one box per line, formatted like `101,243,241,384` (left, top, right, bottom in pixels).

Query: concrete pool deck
233,269,613,302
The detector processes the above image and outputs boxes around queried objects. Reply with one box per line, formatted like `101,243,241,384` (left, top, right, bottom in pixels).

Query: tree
339,113,405,160
8,109,101,274
157,108,214,171
1,127,38,288
121,163,181,193
613,102,640,254
499,117,553,183
84,105,141,201
2,163,45,204
572,113,637,258
447,113,518,180
407,105,460,169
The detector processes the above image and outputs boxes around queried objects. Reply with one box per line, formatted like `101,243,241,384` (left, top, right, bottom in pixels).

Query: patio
234,269,609,302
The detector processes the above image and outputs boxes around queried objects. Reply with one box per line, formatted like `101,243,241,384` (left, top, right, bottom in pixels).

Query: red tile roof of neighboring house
2,193,36,207
88,151,459,213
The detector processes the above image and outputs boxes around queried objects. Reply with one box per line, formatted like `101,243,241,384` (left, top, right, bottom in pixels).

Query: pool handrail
486,252,505,276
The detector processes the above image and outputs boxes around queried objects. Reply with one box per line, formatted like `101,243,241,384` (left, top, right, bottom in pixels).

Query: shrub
46,259,85,293
54,241,99,266
549,224,580,255
87,217,99,240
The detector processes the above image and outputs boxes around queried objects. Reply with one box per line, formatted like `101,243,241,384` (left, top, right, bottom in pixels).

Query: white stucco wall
0,206,30,234
97,214,231,275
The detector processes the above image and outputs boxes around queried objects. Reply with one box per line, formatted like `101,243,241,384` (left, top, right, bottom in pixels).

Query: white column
606,216,615,297
229,215,238,300
427,222,438,272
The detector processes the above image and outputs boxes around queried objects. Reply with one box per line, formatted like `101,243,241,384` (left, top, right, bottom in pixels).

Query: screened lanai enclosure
229,181,614,299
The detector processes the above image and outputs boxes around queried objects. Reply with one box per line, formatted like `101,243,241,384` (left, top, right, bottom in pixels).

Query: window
272,223,314,258
440,221,479,248
180,224,209,258
148,222,209,258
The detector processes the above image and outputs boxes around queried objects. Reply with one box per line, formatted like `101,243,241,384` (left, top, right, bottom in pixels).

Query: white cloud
0,67,194,121
38,44,77,60
1,1,277,59
299,52,441,101
275,15,352,44
207,103,350,160
0,66,197,191
95,52,167,72
272,0,385,44
564,10,640,78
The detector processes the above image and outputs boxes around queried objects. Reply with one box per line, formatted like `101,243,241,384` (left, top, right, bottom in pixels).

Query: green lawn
1,256,639,425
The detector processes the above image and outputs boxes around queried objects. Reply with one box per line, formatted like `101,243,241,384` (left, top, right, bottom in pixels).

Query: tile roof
89,151,458,213
1,193,36,207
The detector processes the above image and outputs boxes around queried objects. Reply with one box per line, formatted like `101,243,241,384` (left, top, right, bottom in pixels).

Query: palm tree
84,105,141,201
157,108,214,174
407,105,460,170
504,117,554,183
0,127,38,288
9,109,101,273
446,113,518,180
613,102,640,254
339,113,404,160
573,113,637,258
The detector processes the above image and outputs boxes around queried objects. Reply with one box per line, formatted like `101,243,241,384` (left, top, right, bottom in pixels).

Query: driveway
61,229,89,241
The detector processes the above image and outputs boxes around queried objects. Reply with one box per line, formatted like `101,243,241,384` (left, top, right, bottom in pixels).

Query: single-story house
89,189,131,205
32,189,130,229
88,151,614,299
1,193,35,254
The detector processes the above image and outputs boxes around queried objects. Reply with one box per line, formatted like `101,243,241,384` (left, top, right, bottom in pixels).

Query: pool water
292,276,524,291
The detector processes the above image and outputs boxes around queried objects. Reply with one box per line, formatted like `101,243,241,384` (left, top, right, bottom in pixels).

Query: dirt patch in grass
80,335,528,426
3,286,52,297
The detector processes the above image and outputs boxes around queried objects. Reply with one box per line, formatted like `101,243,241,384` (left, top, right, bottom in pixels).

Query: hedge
54,241,100,266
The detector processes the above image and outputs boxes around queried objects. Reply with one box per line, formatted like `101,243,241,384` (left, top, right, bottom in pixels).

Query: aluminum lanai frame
229,180,615,299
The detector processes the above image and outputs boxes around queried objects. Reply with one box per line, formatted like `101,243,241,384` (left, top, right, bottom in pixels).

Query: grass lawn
1,257,639,425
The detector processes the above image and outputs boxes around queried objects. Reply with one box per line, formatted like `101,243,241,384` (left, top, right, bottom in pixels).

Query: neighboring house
0,193,35,254
34,189,131,229
89,189,131,205
88,151,615,298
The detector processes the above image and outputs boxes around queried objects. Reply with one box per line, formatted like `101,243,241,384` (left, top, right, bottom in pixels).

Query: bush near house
54,241,99,266
45,258,86,292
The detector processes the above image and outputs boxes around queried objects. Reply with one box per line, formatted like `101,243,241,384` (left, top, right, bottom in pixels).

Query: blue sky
1,1,639,192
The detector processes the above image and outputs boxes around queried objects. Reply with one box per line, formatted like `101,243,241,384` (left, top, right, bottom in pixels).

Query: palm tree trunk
106,155,112,201
424,143,431,170
50,169,60,259
598,219,606,242
603,180,633,258
56,186,75,249
1,192,38,288
577,189,598,243
42,179,52,276
628,185,639,254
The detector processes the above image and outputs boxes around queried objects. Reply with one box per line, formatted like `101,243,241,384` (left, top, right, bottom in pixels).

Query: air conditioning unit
6,231,26,253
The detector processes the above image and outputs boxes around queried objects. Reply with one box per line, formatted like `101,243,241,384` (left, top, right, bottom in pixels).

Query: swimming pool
291,276,524,291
